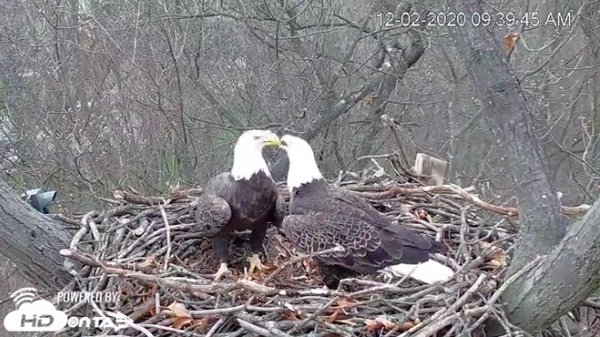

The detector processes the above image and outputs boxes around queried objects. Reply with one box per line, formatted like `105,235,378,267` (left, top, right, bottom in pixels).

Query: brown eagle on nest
195,129,286,281
277,135,455,289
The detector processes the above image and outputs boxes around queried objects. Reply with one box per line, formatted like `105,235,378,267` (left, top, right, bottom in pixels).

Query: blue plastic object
21,188,57,214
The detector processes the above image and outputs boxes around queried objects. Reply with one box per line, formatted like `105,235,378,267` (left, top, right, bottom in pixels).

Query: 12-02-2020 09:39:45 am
376,11,573,28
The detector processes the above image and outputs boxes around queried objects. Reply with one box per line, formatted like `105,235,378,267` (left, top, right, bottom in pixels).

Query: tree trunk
447,0,600,334
572,0,600,183
448,0,568,274
0,179,72,291
496,197,600,333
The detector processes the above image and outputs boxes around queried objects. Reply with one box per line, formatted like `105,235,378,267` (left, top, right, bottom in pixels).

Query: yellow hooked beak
263,136,282,147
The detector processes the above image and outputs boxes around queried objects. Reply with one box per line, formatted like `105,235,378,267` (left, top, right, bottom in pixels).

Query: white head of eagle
279,134,324,191
231,129,281,181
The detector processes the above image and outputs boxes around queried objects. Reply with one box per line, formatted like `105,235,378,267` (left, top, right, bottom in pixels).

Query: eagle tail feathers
380,259,454,285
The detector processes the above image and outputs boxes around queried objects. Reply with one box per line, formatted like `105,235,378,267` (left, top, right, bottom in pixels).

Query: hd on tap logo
3,287,68,331
3,287,132,332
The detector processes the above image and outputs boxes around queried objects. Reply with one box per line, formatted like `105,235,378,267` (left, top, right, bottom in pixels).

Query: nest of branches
50,172,576,337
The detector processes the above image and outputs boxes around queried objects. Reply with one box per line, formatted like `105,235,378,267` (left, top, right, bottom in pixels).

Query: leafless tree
449,0,600,335
0,0,599,335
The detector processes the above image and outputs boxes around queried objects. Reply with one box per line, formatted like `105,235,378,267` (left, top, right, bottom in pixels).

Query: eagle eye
253,135,261,140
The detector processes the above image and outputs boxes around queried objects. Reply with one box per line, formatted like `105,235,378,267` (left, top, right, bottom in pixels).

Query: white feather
380,259,455,285
231,130,276,180
280,135,323,191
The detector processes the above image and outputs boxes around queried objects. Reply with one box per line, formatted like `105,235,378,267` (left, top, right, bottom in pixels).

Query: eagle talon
247,253,267,275
213,263,232,281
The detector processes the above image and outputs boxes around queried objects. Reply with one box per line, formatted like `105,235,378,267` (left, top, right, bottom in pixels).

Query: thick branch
497,197,600,333
0,179,72,291
448,184,591,216
448,0,568,275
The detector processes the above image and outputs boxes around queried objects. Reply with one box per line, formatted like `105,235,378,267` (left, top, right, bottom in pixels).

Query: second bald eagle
278,135,454,288
196,130,285,281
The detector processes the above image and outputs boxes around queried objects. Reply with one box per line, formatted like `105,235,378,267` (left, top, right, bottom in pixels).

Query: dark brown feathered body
196,171,283,264
282,179,440,288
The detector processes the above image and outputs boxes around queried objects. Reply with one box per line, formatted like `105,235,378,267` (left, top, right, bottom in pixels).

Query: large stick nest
47,168,589,337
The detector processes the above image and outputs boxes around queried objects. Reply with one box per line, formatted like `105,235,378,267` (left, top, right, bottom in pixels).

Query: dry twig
52,163,592,337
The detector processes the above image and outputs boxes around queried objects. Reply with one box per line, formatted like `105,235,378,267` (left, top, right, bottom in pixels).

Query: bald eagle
196,130,285,281
278,135,454,288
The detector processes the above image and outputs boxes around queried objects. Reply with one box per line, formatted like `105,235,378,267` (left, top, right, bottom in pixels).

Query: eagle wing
206,172,235,195
194,172,234,236
282,213,381,273
271,194,287,228
195,193,232,236
329,186,389,227
329,186,436,251
284,188,437,272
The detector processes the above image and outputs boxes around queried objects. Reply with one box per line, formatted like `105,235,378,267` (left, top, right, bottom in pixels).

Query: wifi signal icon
10,288,38,309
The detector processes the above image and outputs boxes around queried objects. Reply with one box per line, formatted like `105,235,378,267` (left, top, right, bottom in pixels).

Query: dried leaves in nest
50,170,590,337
